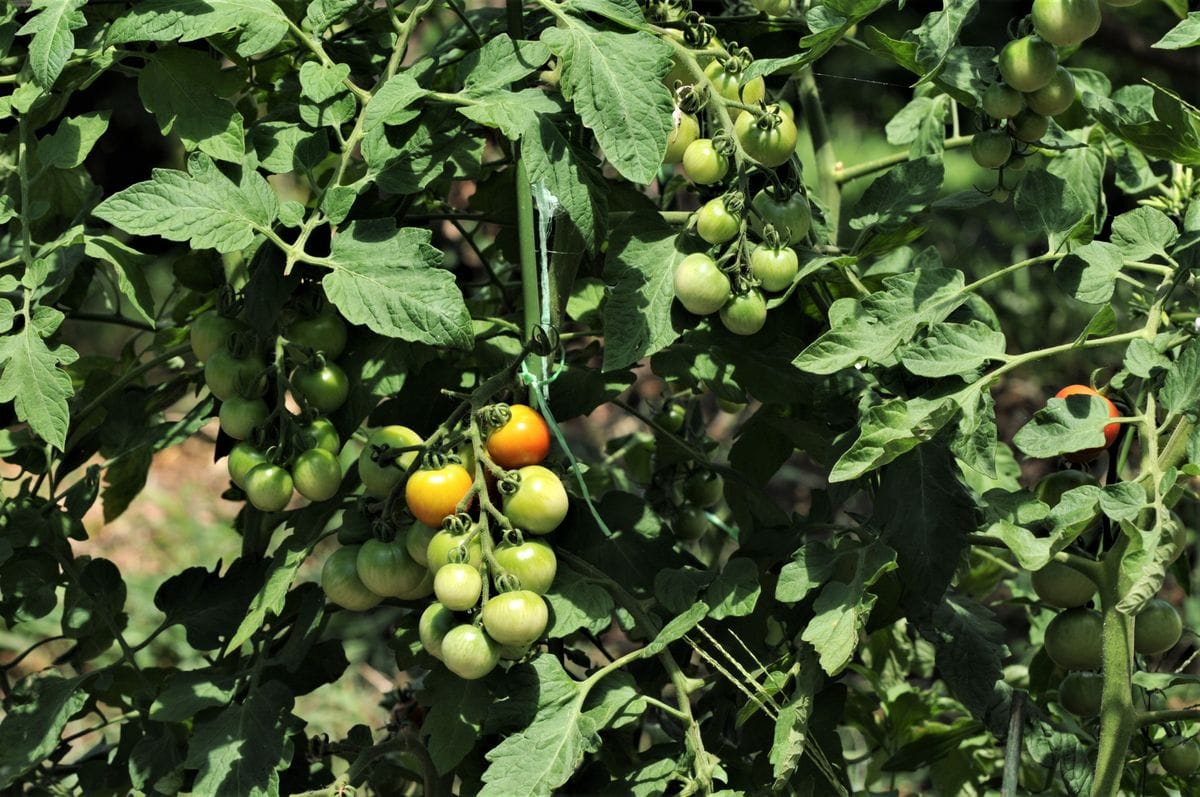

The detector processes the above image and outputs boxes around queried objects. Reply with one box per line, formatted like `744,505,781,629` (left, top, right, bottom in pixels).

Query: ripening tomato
434,562,483,611
1032,0,1101,47
292,447,342,502
218,396,269,440
440,624,500,679
482,590,549,647
682,138,729,185
703,61,765,115
244,463,294,512
486,405,551,469
405,521,437,566
406,463,473,527
664,110,701,164
356,537,426,597
674,253,731,316
190,311,241,363
749,245,799,292
287,306,348,359
358,425,423,497
228,442,267,489
1058,671,1102,717
1025,66,1076,116
493,539,557,594
998,36,1058,93
503,465,569,535
982,83,1025,120
971,130,1013,170
419,602,456,658
750,190,811,244
292,362,350,413
734,109,798,168
1031,560,1096,608
321,546,383,611
426,530,483,574
695,197,741,244
1134,598,1182,656
205,349,267,402
1054,385,1120,462
1009,109,1049,143
719,290,767,336
1160,738,1200,776
1043,607,1103,670
298,417,340,453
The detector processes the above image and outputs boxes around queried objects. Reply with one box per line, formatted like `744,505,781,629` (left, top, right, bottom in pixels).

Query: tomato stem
1092,536,1136,797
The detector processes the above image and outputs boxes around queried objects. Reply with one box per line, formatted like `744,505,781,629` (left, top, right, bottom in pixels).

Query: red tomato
486,405,551,468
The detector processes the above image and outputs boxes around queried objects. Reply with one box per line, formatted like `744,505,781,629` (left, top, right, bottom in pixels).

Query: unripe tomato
358,426,423,497
1134,598,1182,655
244,463,294,512
998,37,1058,93
750,190,811,244
190,311,240,363
419,602,456,658
1010,109,1050,143
218,396,269,440
292,447,342,502
673,505,710,540
625,436,655,484
1044,607,1103,670
1103,0,1139,5
982,83,1025,120
1058,671,1103,717
228,442,267,489
205,349,266,401
1054,385,1120,462
1035,469,1099,506
1031,560,1096,608
321,546,383,611
482,590,549,647
674,253,732,316
1025,66,1076,116
720,290,768,336
703,61,765,115
734,109,798,168
406,463,473,527
298,417,340,453
1032,0,1101,47
292,361,349,413
355,537,426,597
503,465,569,535
750,245,799,292
493,539,557,594
486,405,551,469
1160,738,1200,776
751,0,790,16
971,130,1013,170
434,562,484,610
405,521,437,566
718,397,747,413
287,307,347,359
655,403,686,433
426,530,483,573
498,643,530,661
440,624,500,680
664,110,701,164
695,197,741,244
683,471,724,508
682,138,729,185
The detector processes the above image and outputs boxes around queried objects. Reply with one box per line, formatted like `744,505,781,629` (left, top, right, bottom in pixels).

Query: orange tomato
1054,384,1119,462
486,405,551,468
405,463,474,527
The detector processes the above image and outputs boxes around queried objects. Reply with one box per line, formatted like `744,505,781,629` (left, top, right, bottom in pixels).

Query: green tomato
1160,738,1200,776
717,397,746,413
405,521,437,566
503,465,569,535
734,109,798,168
1134,598,1182,656
292,447,342,502
400,568,435,600
287,307,347,359
244,463,294,512
682,138,729,185
218,396,269,440
322,546,383,611
683,471,724,508
998,36,1058,93
482,590,549,647
440,624,500,680
1102,0,1139,5
971,130,1013,170
673,506,710,541
674,253,732,316
205,349,266,402
297,417,340,453
1032,0,1101,47
655,403,686,433
358,425,423,497
493,539,557,594
703,61,765,115
1058,671,1103,717
750,245,799,292
1024,66,1076,116
1043,607,1103,671
434,562,484,611
355,537,426,597
982,83,1025,120
190,311,241,363
1031,560,1096,608
750,190,811,244
228,442,267,490
625,436,655,485
751,0,790,16
292,362,350,413
720,290,768,336
419,602,456,659
695,197,741,245
664,110,700,164
426,530,483,574
1010,109,1050,143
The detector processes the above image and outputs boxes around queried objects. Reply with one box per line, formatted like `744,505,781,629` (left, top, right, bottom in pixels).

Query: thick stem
1092,537,1136,797
796,68,839,242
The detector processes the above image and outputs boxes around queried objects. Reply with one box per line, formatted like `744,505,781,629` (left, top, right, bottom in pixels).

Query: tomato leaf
139,47,243,163
182,680,295,797
1153,12,1200,50
0,673,92,788
107,0,290,57
16,0,87,89
849,155,944,231
420,669,490,774
0,315,74,450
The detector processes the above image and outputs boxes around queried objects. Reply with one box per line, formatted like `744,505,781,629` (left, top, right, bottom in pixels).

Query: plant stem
67,343,192,445
1092,536,1136,797
797,67,839,241
835,135,974,184
1137,707,1200,727
962,253,1060,294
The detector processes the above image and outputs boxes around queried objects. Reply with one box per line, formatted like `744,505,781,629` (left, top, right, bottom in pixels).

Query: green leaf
84,235,157,326
545,561,615,637
1110,206,1178,260
298,61,355,128
362,71,428,131
910,0,979,79
1161,338,1200,416
885,96,947,156
704,557,760,620
1016,144,1106,249
849,155,944,230
1013,393,1120,458
918,597,1009,726
225,530,319,653
305,0,359,34
541,23,673,183
830,392,964,482
139,47,244,163
900,320,1006,378
1153,12,1200,49
770,648,820,788
38,111,110,169
0,317,75,449
802,541,896,674
321,219,472,349
522,115,608,251
420,669,489,774
253,122,329,175
1082,86,1200,165
149,668,237,722
108,0,290,57
777,541,837,603
1054,241,1123,304
362,108,483,195
1125,337,1172,378
93,153,278,253
16,0,86,89
460,34,551,94
183,680,294,797
154,559,268,651
0,673,90,787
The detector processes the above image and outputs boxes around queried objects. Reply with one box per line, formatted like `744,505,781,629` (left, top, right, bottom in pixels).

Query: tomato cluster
321,403,568,680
